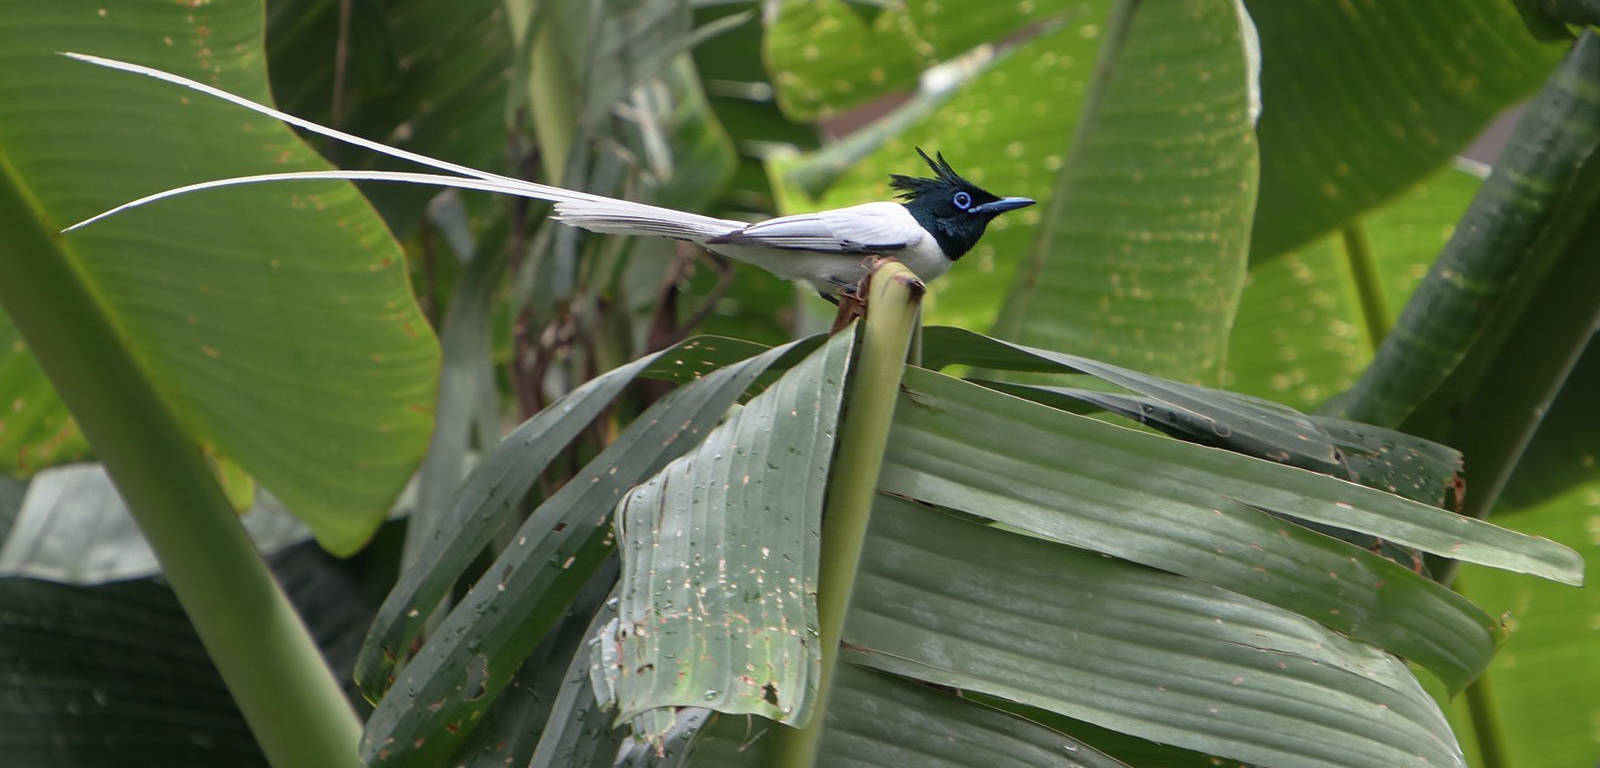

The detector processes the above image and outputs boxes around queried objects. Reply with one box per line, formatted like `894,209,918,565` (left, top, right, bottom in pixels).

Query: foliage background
0,0,1595,766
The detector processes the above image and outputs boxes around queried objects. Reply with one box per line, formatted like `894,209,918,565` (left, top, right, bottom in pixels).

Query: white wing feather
707,202,921,253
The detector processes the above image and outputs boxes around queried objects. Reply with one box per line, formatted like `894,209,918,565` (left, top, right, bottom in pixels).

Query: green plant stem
1464,672,1509,768
0,180,361,768
769,261,924,768
1340,222,1390,349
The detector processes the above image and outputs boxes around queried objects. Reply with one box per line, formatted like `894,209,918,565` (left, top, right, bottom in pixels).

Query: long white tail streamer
59,53,722,233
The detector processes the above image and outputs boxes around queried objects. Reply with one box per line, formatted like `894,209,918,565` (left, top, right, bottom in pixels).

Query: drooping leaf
926,326,1346,475
355,336,781,698
528,587,626,768
992,0,1259,385
889,363,1581,585
848,496,1466,768
598,328,855,731
360,340,803,767
883,366,1501,692
989,385,1462,507
0,0,439,554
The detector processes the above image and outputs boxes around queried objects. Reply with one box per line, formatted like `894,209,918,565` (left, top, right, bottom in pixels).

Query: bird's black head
890,148,1035,261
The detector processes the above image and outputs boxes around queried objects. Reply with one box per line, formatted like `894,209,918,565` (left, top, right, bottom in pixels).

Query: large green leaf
355,336,779,698
688,664,1132,768
597,329,855,731
888,363,1580,584
991,0,1258,384
0,0,439,554
1243,0,1564,259
883,366,1500,692
360,340,803,767
849,496,1465,768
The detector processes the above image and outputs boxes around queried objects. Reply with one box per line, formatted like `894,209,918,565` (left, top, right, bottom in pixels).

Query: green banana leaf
849,496,1464,768
596,329,856,733
688,665,1131,768
0,0,439,554
990,0,1258,384
360,340,803,767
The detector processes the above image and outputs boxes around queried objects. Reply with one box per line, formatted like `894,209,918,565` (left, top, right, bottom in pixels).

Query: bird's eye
952,191,972,210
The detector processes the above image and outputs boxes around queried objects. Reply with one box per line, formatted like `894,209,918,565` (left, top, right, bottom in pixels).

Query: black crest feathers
889,147,977,200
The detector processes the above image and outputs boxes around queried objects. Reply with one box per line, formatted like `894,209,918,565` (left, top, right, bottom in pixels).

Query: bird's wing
706,202,922,253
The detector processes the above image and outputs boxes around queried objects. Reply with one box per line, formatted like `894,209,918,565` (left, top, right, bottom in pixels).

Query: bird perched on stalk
62,53,1034,299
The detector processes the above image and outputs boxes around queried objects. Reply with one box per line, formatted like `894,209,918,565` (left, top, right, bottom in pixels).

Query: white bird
61,53,1035,299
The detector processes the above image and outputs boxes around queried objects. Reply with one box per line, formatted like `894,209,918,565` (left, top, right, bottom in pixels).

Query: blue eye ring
952,191,973,210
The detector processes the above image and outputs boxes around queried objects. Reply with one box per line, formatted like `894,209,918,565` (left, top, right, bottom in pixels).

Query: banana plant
3,2,1596,768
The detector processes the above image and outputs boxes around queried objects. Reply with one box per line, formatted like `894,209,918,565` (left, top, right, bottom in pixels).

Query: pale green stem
1464,670,1509,768
1341,222,1391,350
769,261,924,768
0,182,361,768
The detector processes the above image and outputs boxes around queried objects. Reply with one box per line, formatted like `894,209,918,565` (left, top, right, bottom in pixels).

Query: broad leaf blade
884,367,1500,692
361,341,802,767
992,0,1258,384
356,336,711,698
892,365,1581,584
600,329,855,730
688,664,1132,768
1329,33,1600,428
849,496,1466,768
926,325,1346,475
0,1,438,554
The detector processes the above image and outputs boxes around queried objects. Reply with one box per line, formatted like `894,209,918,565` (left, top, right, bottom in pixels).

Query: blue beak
974,196,1036,216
